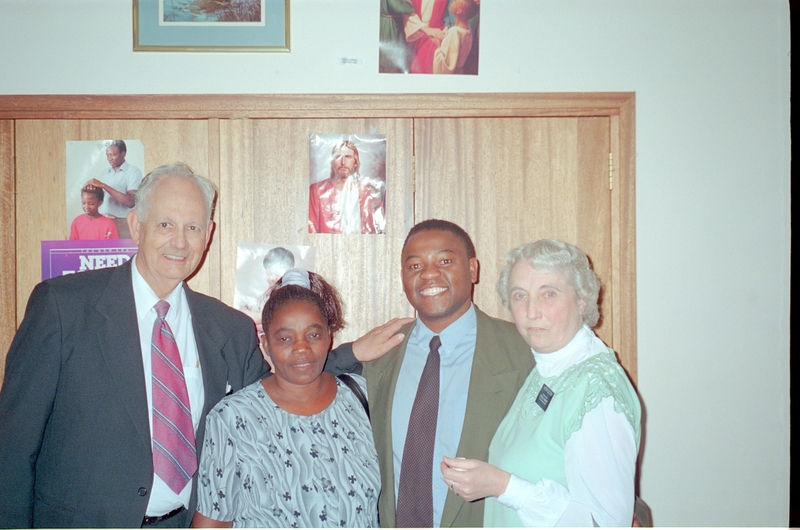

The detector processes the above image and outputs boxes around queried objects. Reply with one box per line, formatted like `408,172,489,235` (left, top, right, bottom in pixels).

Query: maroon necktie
151,300,197,494
396,335,442,527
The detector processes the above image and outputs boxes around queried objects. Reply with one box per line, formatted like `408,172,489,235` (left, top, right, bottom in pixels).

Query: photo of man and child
65,139,144,241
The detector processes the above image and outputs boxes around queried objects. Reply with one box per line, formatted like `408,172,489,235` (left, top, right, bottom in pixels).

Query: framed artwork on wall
133,0,290,52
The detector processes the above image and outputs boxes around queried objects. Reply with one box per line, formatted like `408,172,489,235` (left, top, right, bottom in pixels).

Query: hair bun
281,268,310,289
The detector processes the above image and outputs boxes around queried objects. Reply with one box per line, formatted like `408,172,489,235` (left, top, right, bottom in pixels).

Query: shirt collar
130,254,185,320
412,303,477,354
532,324,604,377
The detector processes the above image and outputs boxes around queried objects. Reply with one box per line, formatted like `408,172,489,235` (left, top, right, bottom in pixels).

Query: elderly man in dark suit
327,219,535,528
0,163,269,528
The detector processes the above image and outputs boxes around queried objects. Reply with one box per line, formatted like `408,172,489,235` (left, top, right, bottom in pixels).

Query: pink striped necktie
151,300,197,494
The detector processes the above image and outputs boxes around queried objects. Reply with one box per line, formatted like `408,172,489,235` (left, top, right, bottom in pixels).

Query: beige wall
0,0,790,525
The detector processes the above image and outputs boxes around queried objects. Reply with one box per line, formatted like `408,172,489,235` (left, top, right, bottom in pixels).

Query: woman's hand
441,456,511,502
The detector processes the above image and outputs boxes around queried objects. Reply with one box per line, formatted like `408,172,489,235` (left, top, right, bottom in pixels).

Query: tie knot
429,335,441,353
154,300,170,319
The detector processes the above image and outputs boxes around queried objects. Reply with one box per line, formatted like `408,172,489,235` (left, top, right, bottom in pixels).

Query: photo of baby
233,242,316,335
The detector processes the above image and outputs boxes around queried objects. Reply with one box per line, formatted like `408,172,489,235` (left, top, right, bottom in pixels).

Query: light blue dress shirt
392,304,477,527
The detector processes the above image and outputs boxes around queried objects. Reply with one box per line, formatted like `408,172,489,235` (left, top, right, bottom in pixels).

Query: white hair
497,239,601,327
134,162,217,222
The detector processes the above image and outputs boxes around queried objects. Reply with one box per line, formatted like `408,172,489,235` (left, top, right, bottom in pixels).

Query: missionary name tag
535,384,554,411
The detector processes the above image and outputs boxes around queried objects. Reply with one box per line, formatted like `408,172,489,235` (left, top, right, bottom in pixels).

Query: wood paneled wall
414,117,613,340
0,121,15,382
218,118,415,341
0,94,637,384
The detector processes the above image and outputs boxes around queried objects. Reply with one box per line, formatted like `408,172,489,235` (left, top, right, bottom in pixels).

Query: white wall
0,0,790,525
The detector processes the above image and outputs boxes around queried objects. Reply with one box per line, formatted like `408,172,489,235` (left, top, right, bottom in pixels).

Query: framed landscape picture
133,0,289,52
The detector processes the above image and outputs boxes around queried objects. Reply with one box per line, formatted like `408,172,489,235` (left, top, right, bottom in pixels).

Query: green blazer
364,307,534,527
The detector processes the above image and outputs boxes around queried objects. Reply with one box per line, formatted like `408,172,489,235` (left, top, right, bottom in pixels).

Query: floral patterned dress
197,375,380,527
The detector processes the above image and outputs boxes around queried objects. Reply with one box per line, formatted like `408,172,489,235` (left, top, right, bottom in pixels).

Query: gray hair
497,239,601,327
134,163,217,223
263,247,295,272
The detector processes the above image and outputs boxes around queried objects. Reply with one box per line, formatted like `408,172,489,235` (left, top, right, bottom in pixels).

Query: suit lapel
184,287,227,418
93,261,151,448
182,286,231,513
366,321,415,529
440,308,523,527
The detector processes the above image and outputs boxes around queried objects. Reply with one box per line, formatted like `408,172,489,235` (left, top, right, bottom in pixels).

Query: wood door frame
0,93,636,380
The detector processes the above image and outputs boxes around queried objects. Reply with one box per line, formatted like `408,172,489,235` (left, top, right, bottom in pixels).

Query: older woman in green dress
441,239,641,526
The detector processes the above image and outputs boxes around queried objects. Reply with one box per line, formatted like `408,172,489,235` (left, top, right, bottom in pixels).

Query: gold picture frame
133,0,290,52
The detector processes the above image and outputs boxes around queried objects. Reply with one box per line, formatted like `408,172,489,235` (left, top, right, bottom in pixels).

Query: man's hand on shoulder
352,317,415,362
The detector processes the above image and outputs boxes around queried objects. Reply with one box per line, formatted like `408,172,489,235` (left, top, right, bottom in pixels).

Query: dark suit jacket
327,307,535,528
0,260,270,528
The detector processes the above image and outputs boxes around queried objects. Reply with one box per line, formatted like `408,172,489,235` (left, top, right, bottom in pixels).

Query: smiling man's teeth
421,287,447,296
165,254,185,261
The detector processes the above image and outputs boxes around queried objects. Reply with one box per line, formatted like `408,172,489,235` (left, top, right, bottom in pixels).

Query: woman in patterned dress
440,239,642,526
193,269,380,528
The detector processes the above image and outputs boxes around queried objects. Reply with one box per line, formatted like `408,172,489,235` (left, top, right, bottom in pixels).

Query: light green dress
484,333,641,527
